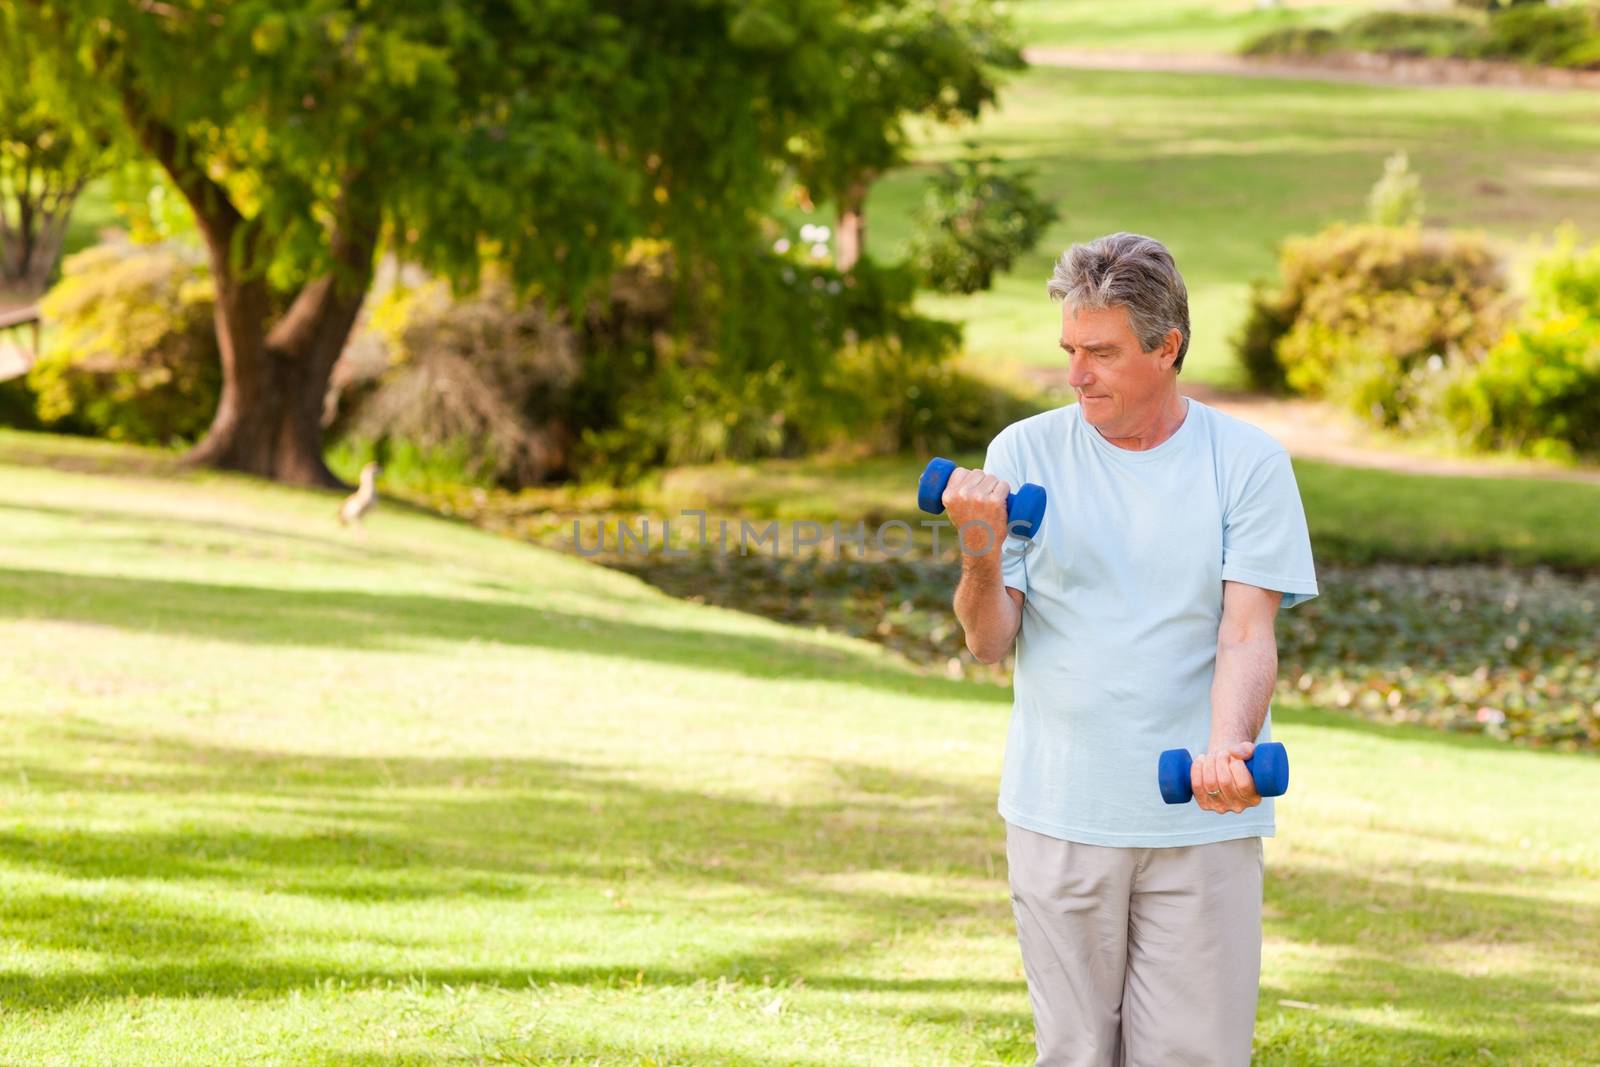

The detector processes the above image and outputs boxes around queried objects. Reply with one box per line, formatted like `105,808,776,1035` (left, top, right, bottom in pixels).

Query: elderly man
945,233,1319,1067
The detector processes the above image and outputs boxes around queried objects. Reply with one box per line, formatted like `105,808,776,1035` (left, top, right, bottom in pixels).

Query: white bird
338,462,381,526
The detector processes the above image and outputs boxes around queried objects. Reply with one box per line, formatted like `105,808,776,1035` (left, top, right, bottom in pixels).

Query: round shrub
1235,223,1509,427
335,272,581,488
1442,231,1600,460
31,240,220,445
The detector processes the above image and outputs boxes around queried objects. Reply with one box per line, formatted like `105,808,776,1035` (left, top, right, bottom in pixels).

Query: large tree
15,1,859,485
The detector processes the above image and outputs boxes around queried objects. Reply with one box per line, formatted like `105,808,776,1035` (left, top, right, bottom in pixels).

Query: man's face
1059,303,1179,433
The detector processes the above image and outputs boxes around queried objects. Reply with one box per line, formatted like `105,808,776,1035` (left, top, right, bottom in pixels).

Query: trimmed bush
1442,231,1600,460
1244,5,1600,69
1473,4,1600,69
30,241,220,445
1235,224,1510,427
1338,12,1484,57
1240,27,1338,57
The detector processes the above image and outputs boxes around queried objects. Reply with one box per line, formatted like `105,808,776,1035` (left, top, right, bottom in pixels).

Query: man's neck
1096,392,1189,452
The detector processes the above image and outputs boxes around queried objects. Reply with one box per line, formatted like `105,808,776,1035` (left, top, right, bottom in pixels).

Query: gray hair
1046,233,1191,373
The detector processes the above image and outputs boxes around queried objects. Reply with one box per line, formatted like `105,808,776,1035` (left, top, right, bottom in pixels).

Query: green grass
826,64,1600,388
1008,0,1390,54
2,428,1599,1064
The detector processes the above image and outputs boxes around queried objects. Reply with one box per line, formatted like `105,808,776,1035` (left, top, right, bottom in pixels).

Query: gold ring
1205,789,1222,797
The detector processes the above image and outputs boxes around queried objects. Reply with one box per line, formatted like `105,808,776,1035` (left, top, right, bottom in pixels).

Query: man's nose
1065,354,1094,388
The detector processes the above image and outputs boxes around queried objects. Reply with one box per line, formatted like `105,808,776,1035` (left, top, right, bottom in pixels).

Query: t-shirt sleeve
1221,449,1319,609
982,430,1030,597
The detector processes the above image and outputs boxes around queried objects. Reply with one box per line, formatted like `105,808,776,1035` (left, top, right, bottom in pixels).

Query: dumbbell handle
1158,742,1289,805
917,457,1047,541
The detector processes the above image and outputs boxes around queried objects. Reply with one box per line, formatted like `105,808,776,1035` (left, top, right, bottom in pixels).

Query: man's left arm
1192,580,1282,815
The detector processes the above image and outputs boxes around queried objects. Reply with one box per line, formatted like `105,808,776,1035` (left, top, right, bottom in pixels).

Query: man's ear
1159,327,1182,371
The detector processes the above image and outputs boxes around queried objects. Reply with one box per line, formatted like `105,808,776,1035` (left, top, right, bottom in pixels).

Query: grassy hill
2,428,1598,1065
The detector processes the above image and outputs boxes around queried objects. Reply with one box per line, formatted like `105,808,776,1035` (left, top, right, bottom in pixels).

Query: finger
1190,756,1206,810
1199,753,1224,812
1227,756,1260,808
940,469,970,509
1213,754,1247,812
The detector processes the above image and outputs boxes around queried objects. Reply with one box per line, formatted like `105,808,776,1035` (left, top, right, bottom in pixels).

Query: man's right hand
941,467,1011,562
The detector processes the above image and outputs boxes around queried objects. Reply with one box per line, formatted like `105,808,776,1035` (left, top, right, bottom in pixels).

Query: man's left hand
1191,741,1262,814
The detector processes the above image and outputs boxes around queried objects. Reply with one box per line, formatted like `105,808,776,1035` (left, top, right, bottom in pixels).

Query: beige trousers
1005,821,1264,1067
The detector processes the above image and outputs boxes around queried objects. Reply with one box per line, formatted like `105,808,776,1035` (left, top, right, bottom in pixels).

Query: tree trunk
121,93,379,486
836,177,869,273
183,210,377,488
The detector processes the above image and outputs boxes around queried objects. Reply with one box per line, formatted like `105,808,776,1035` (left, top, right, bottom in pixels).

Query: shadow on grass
1,717,1595,1065
0,434,188,479
0,564,997,703
0,499,435,570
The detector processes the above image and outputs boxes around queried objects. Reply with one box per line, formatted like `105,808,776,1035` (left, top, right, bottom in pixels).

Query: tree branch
116,78,245,262
265,173,380,354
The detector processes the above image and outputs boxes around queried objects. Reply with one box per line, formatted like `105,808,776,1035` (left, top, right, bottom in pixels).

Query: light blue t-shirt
982,396,1319,847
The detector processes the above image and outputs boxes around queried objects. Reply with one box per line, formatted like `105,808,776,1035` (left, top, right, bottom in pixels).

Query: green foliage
1233,279,1296,393
1238,26,1338,57
1442,230,1600,460
30,241,219,445
1242,4,1600,69
1338,11,1485,57
574,249,982,483
907,152,1058,295
0,375,42,430
1473,3,1600,68
1236,224,1509,427
0,12,119,292
784,0,1023,213
333,273,579,488
1367,151,1424,228
330,242,1004,489
23,1,1027,481
326,434,492,495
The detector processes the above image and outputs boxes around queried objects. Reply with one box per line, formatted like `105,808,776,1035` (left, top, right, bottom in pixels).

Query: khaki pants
1005,821,1264,1067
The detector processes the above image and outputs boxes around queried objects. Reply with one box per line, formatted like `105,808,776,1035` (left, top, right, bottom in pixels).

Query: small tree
0,32,116,297
1367,151,1424,228
907,152,1057,294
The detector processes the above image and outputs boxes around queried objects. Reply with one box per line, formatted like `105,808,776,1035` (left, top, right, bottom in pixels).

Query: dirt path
1022,366,1600,486
1022,46,1600,93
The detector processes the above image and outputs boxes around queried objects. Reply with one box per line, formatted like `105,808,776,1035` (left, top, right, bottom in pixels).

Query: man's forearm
954,558,1020,664
1208,633,1278,748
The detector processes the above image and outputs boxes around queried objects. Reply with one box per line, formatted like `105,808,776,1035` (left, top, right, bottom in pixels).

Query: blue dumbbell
1159,742,1290,805
917,457,1047,540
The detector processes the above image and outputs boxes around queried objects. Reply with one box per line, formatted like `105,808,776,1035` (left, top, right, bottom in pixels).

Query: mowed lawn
1008,0,1396,54
1,429,1598,1065
846,64,1600,388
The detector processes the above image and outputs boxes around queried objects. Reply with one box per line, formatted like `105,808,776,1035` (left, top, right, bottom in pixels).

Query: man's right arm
955,558,1024,664
942,466,1025,664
